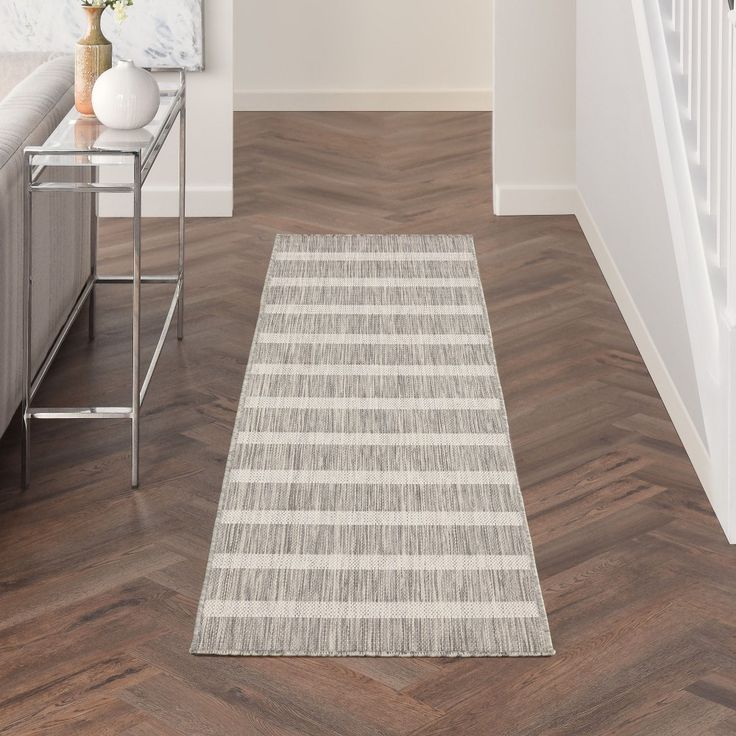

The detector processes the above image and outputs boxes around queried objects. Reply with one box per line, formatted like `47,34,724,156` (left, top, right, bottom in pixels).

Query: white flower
112,0,128,23
82,0,133,24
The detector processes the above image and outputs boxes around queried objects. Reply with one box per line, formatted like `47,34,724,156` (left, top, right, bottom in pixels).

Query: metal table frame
21,69,186,489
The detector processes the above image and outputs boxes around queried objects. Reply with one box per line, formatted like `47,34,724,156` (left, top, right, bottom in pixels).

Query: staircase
633,0,736,540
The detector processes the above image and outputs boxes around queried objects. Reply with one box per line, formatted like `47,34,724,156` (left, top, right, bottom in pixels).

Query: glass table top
30,86,181,169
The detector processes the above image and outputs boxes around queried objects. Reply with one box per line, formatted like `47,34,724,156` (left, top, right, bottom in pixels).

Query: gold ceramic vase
75,6,112,117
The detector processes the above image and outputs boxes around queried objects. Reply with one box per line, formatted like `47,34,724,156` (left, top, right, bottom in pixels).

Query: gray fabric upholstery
0,52,66,102
0,54,91,435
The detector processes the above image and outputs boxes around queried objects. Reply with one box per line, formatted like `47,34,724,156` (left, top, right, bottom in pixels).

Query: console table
21,70,186,489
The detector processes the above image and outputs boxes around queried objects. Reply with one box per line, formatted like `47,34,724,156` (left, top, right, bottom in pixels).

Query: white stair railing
660,0,733,275
633,0,736,540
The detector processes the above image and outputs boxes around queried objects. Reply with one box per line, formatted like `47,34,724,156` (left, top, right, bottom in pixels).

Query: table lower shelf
23,271,183,487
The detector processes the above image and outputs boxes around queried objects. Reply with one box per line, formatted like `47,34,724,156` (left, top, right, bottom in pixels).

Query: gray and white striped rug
191,234,553,657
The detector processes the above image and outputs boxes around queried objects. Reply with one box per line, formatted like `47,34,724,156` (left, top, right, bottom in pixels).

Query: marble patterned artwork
0,0,204,71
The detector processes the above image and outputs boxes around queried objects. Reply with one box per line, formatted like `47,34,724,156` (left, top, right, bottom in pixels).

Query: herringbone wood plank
0,112,735,735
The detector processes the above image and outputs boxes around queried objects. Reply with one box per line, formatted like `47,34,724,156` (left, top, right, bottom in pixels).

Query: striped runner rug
191,234,554,657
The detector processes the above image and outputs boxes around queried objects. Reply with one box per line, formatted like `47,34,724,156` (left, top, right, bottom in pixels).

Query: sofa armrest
0,55,76,169
0,55,92,436
0,52,67,102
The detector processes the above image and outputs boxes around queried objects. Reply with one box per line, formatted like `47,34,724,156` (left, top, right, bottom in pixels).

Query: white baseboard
574,191,714,512
234,89,493,112
99,186,233,218
493,183,578,215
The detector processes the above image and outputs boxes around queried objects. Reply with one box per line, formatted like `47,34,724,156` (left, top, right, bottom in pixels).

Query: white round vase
91,60,160,130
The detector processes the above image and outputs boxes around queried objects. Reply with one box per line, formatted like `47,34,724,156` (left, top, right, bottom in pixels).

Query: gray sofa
0,54,91,436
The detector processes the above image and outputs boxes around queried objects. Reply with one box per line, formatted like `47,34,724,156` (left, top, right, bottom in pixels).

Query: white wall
492,0,710,505
575,1,707,455
492,0,576,215
234,0,493,112
102,0,233,217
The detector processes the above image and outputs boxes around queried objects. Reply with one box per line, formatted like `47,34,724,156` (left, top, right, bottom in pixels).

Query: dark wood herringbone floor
1,112,735,735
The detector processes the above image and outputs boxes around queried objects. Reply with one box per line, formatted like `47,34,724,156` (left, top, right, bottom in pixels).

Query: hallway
0,112,733,734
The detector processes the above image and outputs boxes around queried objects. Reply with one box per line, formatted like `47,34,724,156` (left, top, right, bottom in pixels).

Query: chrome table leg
131,153,142,488
21,151,33,489
89,167,98,340
177,76,186,341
